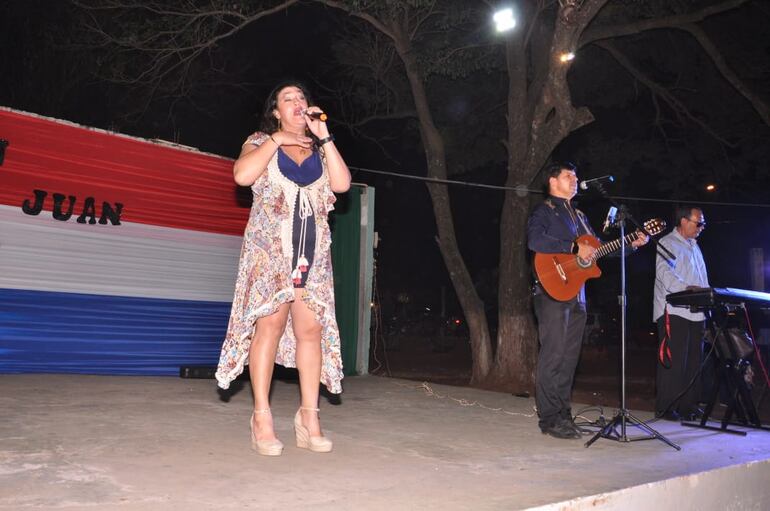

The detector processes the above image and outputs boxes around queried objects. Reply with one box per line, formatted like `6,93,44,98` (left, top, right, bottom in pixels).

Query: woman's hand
274,130,314,149
302,107,330,139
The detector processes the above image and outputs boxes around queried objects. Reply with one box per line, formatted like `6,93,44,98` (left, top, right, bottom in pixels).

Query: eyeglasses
686,218,706,228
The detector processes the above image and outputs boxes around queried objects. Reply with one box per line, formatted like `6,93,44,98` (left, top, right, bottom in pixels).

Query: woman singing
215,81,351,456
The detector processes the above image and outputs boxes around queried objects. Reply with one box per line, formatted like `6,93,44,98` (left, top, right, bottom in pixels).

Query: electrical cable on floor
572,405,608,433
394,381,537,418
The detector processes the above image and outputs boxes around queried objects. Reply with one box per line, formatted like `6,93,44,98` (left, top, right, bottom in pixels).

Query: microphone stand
584,184,680,450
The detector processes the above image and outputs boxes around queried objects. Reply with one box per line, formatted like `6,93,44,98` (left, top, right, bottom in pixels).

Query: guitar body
533,218,666,302
534,234,602,301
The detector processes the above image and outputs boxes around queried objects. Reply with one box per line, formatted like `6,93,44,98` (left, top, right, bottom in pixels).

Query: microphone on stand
579,174,614,190
602,206,618,234
302,109,328,122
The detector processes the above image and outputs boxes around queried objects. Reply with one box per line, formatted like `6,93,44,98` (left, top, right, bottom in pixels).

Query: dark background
2,1,770,385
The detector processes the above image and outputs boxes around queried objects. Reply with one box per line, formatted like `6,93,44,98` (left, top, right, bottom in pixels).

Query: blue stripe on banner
0,288,230,375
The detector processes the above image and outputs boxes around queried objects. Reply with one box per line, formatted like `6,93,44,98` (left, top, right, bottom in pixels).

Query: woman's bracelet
317,134,335,147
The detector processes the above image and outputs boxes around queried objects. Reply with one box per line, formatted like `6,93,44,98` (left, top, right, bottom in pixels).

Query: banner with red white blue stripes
0,107,248,375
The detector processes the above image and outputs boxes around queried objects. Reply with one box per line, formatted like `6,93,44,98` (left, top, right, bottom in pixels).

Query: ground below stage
2,374,770,510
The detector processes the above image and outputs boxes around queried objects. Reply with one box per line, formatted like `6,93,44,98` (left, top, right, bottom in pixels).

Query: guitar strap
574,208,592,236
564,202,591,237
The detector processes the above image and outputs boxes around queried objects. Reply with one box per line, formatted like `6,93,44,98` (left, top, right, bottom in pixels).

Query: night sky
2,0,770,333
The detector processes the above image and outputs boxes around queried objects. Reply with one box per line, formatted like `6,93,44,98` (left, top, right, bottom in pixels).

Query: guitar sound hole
576,257,592,269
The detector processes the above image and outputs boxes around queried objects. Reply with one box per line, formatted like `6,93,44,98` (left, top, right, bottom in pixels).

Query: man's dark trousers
534,291,587,431
655,314,705,417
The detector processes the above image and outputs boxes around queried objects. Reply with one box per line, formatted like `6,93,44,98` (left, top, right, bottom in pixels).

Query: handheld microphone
579,174,614,190
602,206,618,234
303,110,328,122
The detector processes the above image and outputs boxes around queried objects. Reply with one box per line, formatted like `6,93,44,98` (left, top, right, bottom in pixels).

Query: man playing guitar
527,162,648,439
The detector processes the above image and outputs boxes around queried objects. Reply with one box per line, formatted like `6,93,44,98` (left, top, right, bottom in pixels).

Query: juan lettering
22,189,123,225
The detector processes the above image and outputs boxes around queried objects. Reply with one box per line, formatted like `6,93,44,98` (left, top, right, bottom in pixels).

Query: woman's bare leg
249,303,290,441
291,290,324,436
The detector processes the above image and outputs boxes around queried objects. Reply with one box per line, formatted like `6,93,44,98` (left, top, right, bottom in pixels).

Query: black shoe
658,411,681,422
682,408,704,422
541,421,581,439
563,419,591,435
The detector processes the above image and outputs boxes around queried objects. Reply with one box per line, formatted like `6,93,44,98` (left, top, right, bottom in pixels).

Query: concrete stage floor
1,374,769,510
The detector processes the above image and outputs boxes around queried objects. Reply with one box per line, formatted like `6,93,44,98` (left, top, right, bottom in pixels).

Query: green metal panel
330,186,363,375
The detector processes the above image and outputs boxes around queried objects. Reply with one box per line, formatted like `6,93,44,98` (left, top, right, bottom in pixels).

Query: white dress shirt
653,229,709,322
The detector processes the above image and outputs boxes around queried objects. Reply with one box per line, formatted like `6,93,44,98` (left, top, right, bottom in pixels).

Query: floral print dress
215,132,343,394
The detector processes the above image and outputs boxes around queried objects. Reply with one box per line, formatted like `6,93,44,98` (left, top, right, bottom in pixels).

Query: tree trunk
393,31,493,383
325,0,608,389
491,191,538,392
486,1,607,391
428,183,493,384
485,32,539,392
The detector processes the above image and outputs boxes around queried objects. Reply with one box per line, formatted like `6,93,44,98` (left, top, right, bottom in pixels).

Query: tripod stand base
585,409,681,451
681,419,747,436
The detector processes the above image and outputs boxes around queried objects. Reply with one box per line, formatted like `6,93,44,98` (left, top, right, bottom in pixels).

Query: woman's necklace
280,130,310,158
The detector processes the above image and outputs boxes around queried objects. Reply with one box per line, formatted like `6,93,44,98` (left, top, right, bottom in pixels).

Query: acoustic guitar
533,218,666,301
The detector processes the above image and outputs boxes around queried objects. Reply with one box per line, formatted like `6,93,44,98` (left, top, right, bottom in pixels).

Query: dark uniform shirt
527,195,596,302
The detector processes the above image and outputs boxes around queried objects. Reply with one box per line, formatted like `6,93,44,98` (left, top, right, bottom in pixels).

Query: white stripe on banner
0,205,243,302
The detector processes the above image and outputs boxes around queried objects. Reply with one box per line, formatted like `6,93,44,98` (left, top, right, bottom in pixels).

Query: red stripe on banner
0,108,250,235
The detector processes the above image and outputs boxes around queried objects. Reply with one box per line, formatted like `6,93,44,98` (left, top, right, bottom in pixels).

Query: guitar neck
594,232,639,260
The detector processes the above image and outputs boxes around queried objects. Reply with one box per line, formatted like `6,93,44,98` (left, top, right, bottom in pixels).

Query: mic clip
602,206,618,234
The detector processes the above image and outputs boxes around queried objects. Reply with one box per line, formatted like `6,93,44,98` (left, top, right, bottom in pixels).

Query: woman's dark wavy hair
259,80,315,134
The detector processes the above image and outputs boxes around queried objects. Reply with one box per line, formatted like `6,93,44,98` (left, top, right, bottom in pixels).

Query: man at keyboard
653,206,709,421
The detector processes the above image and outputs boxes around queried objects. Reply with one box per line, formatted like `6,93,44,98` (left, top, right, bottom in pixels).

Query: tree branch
571,106,594,132
596,40,736,147
580,0,750,47
314,0,396,41
352,110,417,126
73,0,300,89
519,0,608,181
680,23,770,127
522,0,552,49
